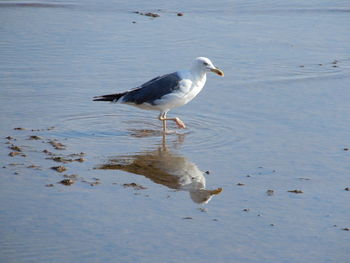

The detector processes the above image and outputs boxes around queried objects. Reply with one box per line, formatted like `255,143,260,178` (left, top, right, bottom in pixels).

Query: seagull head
192,57,224,77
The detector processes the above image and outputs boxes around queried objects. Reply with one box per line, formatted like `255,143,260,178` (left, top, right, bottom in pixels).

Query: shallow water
1,0,350,262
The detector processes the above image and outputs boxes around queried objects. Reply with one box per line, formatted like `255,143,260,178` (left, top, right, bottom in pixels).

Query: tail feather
93,92,127,102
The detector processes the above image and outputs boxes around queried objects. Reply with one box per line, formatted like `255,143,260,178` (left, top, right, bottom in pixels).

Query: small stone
9,145,22,152
5,136,14,140
198,208,207,213
134,11,160,18
288,189,303,194
45,184,54,187
51,166,67,173
237,183,245,186
243,208,250,212
345,187,350,191
14,127,25,130
144,12,160,17
182,217,193,220
49,156,72,163
59,179,74,186
204,170,210,174
9,151,21,157
343,148,349,151
342,227,350,231
75,158,85,162
42,149,53,155
28,135,41,140
48,140,66,150
177,12,184,16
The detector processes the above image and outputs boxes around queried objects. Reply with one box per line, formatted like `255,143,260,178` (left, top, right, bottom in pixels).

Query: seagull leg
159,112,186,130
169,117,186,129
159,112,167,132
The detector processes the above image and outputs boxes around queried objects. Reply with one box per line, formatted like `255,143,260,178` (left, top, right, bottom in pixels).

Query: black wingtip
92,92,126,102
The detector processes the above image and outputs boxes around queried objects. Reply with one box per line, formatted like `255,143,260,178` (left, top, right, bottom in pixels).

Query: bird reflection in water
97,132,222,204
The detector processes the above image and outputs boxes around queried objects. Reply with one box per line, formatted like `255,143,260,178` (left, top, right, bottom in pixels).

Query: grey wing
121,72,181,105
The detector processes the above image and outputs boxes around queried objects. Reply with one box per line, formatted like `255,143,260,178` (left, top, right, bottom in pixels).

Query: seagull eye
203,62,209,66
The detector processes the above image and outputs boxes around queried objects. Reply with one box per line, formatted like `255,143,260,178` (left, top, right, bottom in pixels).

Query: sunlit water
1,0,350,262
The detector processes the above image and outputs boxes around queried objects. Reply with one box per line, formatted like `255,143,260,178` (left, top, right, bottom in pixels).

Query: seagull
93,57,224,132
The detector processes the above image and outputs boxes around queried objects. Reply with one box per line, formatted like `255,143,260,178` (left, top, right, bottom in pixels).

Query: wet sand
1,0,350,262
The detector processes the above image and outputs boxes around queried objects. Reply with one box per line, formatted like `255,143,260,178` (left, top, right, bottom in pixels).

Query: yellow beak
208,188,223,195
210,68,224,76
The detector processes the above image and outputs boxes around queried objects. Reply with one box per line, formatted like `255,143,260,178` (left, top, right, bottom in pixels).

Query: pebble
59,179,74,186
134,11,160,18
28,135,42,140
48,139,66,150
9,145,22,151
9,151,21,157
266,189,274,196
51,166,67,173
288,189,303,194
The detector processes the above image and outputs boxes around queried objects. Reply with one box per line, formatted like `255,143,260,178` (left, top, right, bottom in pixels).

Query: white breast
151,70,207,112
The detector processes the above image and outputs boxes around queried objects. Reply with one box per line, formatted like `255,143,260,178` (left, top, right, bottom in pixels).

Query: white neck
190,66,206,82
